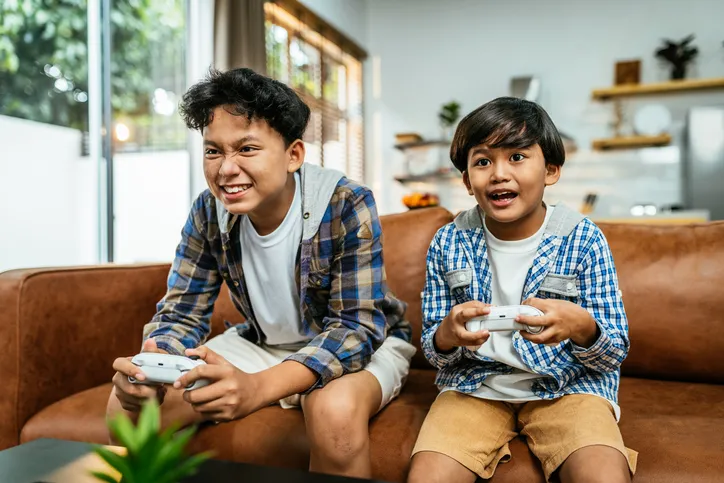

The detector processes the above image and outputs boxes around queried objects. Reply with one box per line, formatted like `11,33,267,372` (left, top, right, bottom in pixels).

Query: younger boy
107,68,415,479
408,97,636,483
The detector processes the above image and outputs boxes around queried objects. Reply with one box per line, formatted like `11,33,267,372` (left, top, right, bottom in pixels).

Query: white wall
299,0,368,49
0,115,99,272
363,0,724,214
0,115,192,272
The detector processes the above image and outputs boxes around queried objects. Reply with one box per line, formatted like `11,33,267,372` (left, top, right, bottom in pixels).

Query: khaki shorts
412,391,637,481
204,327,416,412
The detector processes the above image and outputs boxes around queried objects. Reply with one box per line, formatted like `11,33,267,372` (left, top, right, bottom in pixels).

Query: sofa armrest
0,264,171,450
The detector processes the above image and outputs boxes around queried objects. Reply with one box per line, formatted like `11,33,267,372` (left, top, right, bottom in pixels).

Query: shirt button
233,281,240,287
540,256,548,265
314,279,322,286
303,212,310,219
222,245,228,250
567,282,575,290
456,273,466,283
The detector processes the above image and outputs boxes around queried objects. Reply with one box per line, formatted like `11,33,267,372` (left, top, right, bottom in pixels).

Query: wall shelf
592,77,724,100
394,170,461,185
394,139,450,151
591,134,671,150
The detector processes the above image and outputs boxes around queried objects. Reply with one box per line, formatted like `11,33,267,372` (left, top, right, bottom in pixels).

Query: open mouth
222,184,252,194
488,190,518,202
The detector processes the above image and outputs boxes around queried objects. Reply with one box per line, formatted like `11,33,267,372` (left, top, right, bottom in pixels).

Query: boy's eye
511,153,526,162
475,158,491,167
240,146,257,153
204,148,219,156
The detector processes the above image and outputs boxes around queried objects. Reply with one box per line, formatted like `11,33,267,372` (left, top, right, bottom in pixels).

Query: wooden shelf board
591,134,671,151
394,170,461,184
394,140,450,151
592,77,724,100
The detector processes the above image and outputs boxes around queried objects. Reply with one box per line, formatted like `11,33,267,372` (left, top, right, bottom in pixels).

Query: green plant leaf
160,452,213,483
90,471,120,483
151,426,198,476
107,413,139,454
93,446,136,483
135,398,160,449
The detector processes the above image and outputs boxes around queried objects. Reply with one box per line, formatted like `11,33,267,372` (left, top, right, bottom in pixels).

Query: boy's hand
111,338,169,412
434,301,492,353
517,298,599,347
175,346,263,423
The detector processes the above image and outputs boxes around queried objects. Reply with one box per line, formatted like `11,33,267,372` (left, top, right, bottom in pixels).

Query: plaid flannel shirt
143,175,410,390
422,204,629,405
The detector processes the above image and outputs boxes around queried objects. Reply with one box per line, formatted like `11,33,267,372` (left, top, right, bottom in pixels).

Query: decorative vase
671,64,687,80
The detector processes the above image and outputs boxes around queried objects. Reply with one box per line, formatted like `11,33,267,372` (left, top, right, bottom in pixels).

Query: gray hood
215,163,345,239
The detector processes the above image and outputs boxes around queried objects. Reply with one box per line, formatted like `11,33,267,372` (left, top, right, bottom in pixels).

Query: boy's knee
406,457,449,483
305,389,369,456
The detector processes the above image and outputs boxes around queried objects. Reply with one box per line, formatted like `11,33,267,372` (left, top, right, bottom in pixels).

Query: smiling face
463,142,561,240
203,105,304,234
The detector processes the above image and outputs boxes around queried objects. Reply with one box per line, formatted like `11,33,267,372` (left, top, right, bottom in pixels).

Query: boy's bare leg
302,370,382,478
106,387,205,444
407,452,477,483
557,445,631,483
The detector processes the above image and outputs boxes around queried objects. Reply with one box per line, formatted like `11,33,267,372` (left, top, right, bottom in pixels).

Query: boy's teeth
224,185,250,193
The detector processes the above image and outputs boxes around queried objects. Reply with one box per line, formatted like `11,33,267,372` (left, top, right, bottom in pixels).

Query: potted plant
655,34,699,80
91,399,212,483
438,101,461,140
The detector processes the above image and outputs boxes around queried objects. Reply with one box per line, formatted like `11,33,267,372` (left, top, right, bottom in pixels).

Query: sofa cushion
599,221,724,384
20,374,724,483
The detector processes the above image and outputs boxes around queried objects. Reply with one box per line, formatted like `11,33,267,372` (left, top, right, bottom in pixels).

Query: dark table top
0,438,388,483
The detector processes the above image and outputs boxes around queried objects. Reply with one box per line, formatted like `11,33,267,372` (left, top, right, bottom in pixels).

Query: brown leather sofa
2,207,723,482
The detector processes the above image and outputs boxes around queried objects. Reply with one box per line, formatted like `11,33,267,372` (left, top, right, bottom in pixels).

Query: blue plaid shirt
143,172,410,390
422,205,629,405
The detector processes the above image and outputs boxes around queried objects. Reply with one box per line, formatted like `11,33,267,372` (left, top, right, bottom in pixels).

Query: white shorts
204,328,416,412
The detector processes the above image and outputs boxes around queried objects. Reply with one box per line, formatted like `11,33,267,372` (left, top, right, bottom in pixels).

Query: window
0,0,192,271
265,2,365,182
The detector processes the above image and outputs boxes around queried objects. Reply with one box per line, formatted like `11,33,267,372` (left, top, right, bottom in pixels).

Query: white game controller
128,353,210,391
465,305,545,335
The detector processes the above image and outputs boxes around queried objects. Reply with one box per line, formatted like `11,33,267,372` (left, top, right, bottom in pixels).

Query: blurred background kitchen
1,0,723,272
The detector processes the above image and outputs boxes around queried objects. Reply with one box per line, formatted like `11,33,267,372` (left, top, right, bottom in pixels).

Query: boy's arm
285,187,390,389
569,227,630,373
142,193,222,354
421,230,465,368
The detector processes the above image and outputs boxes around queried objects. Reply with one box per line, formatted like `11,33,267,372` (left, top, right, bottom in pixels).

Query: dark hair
449,97,565,172
179,67,310,146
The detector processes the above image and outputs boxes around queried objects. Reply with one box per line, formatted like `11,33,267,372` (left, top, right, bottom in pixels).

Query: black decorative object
655,34,699,80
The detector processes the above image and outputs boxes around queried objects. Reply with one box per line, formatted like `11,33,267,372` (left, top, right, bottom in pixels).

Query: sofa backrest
599,221,724,384
210,207,454,370
212,211,724,383
379,208,455,369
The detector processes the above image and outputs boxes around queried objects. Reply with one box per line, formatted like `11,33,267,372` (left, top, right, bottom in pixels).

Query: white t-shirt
466,206,555,402
239,172,309,346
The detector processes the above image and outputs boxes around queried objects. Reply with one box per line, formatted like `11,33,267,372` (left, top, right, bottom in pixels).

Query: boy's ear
462,170,474,196
286,139,305,172
544,163,561,187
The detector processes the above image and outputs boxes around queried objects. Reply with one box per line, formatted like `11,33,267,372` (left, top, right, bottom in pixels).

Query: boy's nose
218,157,242,178
490,162,511,181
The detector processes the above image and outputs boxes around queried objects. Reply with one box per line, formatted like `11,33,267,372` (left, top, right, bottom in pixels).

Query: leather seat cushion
20,374,724,483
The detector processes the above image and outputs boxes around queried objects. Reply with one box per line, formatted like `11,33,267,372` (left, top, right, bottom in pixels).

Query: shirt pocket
445,269,473,304
537,272,579,301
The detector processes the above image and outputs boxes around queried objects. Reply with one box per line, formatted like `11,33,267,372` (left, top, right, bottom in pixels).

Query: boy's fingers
516,314,549,327
520,327,557,345
457,306,490,322
522,298,548,312
113,357,145,379
457,328,490,345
